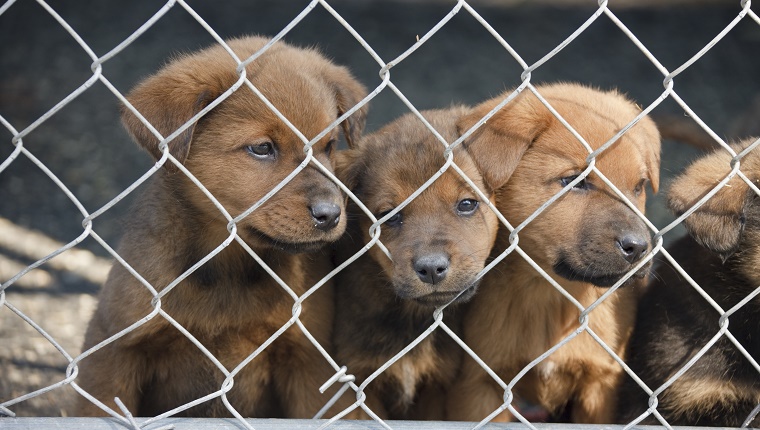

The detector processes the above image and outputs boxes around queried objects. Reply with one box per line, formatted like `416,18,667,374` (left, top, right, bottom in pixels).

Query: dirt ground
1,0,758,419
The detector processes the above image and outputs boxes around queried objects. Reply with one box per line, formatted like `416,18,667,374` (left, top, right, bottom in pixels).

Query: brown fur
75,36,367,418
446,83,661,423
616,138,760,426
332,108,504,420
663,377,760,423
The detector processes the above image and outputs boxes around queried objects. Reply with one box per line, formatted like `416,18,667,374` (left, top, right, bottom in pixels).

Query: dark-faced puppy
75,36,367,418
616,138,760,427
332,107,502,420
447,83,661,423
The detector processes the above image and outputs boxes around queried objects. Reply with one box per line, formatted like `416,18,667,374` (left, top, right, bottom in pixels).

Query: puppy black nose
310,202,341,231
413,254,450,285
616,234,648,264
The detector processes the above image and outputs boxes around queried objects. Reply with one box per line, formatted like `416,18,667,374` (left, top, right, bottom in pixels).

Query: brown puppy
332,108,502,420
446,83,661,423
616,138,760,427
75,36,367,418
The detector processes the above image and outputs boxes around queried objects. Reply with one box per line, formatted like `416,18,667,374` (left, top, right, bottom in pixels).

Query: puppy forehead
535,99,650,180
365,147,482,208
206,61,338,144
240,78,337,139
547,95,638,145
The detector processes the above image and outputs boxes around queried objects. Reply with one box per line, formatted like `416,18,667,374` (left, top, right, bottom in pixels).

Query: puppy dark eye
325,139,336,156
634,179,647,196
560,175,589,190
245,142,275,159
378,209,403,227
457,199,479,215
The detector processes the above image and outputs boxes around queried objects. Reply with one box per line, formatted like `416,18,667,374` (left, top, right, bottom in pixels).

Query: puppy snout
616,233,648,264
413,253,450,285
309,201,341,231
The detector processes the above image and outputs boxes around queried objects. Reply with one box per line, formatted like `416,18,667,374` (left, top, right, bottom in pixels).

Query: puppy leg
271,334,350,418
409,382,447,420
447,360,512,422
75,344,147,416
222,354,271,417
570,366,620,423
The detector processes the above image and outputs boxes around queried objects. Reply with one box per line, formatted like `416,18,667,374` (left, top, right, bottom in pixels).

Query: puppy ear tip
703,238,740,262
685,217,744,259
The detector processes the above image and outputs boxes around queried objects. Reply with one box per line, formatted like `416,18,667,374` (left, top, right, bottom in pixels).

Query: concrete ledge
0,417,731,430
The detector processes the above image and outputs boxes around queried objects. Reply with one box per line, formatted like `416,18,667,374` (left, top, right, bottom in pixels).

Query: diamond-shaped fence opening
2,0,760,429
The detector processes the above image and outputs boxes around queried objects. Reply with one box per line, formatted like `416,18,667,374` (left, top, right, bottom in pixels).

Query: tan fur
332,108,506,420
75,36,367,418
669,140,760,260
663,376,760,422
447,83,661,423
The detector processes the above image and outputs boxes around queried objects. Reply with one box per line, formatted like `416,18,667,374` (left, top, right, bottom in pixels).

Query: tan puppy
447,83,661,423
332,108,502,420
616,138,760,427
75,36,367,418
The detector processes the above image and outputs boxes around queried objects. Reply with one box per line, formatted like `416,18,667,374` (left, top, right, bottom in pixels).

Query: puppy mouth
411,284,479,307
244,227,330,254
552,258,649,288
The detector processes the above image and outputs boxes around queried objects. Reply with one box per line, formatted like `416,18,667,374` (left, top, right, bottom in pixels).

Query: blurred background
1,0,758,417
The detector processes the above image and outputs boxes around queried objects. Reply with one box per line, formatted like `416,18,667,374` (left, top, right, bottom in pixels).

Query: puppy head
121,36,368,252
668,138,760,263
337,107,500,307
459,83,661,287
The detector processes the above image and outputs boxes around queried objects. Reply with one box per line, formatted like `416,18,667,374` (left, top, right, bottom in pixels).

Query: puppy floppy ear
639,116,662,194
334,148,364,192
322,65,368,149
668,144,756,259
458,91,551,191
121,63,220,170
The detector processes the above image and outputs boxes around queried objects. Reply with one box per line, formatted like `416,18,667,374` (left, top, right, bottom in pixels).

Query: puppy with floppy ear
331,107,504,420
446,83,661,423
616,138,760,427
75,36,367,418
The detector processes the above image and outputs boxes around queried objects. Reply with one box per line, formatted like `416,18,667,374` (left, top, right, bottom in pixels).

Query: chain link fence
2,0,760,429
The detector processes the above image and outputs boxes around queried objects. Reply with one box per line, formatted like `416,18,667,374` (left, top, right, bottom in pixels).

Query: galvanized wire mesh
1,0,760,429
